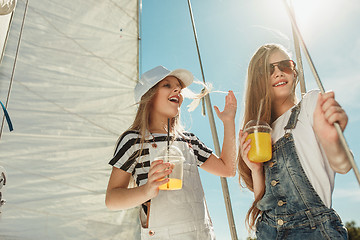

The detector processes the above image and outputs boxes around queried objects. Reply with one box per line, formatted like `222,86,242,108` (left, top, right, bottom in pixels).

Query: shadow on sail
0,0,140,239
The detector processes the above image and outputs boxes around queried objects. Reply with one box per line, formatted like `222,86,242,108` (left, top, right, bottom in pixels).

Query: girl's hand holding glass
143,160,172,199
239,129,263,173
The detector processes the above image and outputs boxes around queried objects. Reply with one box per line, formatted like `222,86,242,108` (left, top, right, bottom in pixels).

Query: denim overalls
256,103,348,239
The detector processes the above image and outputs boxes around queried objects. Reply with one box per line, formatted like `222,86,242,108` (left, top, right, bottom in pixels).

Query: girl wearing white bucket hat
106,65,237,239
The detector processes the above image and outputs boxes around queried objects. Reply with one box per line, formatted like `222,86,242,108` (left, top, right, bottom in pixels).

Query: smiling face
151,76,184,120
268,50,296,103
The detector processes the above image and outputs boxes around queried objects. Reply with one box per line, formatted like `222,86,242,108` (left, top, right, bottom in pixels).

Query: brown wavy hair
238,44,298,230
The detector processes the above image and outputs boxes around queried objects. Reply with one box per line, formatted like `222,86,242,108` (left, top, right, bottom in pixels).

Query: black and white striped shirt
109,130,213,187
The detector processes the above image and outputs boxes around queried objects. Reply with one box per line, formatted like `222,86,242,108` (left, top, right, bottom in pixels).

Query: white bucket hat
134,65,193,103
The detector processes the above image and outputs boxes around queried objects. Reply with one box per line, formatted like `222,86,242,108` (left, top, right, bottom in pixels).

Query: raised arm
105,160,172,210
200,90,237,177
313,91,352,174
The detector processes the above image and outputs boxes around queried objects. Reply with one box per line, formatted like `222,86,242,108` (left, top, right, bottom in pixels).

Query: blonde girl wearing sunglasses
238,44,351,239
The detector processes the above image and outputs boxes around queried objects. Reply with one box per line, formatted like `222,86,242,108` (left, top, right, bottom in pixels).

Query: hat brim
167,69,193,88
135,66,194,103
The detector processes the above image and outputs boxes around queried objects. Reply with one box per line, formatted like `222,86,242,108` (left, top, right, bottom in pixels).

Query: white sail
0,0,140,239
0,1,14,63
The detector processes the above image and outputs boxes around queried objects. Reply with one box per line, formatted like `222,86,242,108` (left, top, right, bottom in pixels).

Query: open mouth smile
273,81,288,87
168,95,180,103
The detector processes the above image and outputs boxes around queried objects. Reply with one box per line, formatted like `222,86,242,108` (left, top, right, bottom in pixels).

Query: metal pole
0,0,29,140
186,0,238,239
282,0,360,186
138,0,142,76
289,1,306,97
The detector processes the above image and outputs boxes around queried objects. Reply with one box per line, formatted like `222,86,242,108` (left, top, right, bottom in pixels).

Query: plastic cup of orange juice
244,120,272,163
155,145,184,190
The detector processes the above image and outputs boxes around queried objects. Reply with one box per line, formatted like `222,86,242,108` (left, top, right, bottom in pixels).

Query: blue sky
141,0,360,239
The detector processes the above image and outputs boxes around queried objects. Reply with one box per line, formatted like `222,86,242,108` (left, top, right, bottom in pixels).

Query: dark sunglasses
269,60,296,75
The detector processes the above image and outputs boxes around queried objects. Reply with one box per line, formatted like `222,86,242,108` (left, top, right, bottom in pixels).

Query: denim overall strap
256,102,348,239
257,103,306,214
284,104,300,131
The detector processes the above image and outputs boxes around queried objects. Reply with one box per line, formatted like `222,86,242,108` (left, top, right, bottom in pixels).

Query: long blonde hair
238,44,298,230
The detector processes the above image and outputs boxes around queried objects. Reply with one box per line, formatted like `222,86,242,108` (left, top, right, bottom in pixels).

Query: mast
186,0,238,239
289,0,306,97
138,0,142,77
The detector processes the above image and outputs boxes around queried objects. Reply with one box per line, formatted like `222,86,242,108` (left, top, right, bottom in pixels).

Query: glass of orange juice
244,120,272,163
154,145,184,190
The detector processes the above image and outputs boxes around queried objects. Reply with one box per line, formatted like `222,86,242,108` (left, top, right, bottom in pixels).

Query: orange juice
159,178,182,190
246,132,272,162
154,145,184,191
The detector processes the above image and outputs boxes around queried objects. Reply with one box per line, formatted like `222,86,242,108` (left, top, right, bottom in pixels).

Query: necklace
149,133,157,148
149,132,192,149
150,132,193,152
149,132,175,148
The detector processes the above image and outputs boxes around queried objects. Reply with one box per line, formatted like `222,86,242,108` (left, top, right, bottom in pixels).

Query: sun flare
289,0,346,38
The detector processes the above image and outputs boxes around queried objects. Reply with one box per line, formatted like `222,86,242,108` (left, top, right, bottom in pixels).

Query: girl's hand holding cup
239,129,263,173
144,160,172,199
243,120,272,163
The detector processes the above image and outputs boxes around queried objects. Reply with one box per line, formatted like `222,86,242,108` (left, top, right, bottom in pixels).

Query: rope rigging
283,0,359,186
0,1,21,139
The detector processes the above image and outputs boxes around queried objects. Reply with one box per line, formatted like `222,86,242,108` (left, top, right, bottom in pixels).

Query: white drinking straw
256,99,264,126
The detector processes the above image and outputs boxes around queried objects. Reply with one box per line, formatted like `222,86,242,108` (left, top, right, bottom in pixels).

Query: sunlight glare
290,0,345,39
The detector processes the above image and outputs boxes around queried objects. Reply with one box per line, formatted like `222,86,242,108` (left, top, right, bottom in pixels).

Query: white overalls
140,140,215,240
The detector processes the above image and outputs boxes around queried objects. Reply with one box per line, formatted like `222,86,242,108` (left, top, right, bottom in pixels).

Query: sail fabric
0,0,140,239
0,9,13,63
